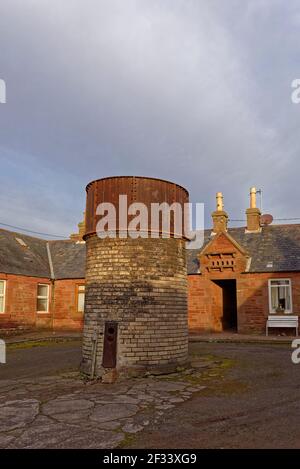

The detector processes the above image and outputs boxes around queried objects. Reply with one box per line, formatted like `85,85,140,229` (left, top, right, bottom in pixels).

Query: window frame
268,278,293,314
37,283,50,313
76,284,85,313
0,280,6,314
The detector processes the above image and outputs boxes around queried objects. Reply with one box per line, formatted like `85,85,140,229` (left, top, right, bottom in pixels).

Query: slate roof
0,229,51,278
187,224,300,274
49,240,86,280
1,224,300,278
0,229,86,279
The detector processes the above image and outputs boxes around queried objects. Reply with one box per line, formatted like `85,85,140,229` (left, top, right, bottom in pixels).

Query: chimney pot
216,192,223,211
246,186,261,232
250,187,257,209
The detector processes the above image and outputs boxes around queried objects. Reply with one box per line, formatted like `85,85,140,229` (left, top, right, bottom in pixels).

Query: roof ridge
0,228,48,242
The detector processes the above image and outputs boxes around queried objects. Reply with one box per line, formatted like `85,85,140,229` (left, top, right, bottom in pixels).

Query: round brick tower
81,176,189,381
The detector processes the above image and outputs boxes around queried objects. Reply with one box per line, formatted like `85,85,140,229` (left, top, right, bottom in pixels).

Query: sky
0,0,300,238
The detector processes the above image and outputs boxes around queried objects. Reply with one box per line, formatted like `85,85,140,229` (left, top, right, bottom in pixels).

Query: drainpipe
46,243,55,331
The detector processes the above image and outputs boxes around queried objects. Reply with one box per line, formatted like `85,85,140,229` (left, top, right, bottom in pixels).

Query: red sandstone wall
53,279,85,330
188,272,300,334
0,274,51,330
188,276,212,332
1,265,300,336
0,274,84,331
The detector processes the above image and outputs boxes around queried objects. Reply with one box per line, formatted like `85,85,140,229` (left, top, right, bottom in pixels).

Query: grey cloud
0,0,299,235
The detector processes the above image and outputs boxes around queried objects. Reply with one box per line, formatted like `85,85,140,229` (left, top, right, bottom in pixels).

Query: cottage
0,226,85,333
188,189,300,334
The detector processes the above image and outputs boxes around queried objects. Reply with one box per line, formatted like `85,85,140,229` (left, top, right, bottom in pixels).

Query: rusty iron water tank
81,176,189,381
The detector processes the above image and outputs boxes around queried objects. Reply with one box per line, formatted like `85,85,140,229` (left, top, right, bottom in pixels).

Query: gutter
46,243,55,331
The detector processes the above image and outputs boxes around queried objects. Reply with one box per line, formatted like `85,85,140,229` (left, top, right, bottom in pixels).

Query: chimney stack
212,192,228,234
246,187,261,232
70,212,86,241
78,212,86,239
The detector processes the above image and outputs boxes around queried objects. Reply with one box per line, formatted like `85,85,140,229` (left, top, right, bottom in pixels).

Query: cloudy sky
0,0,299,237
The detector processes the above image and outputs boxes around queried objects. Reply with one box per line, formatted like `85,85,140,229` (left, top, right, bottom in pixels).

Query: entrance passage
213,279,238,331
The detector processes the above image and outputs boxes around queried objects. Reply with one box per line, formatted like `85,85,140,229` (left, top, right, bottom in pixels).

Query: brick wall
0,273,84,331
188,275,212,332
53,279,84,330
238,272,300,333
0,273,51,330
81,236,188,378
188,272,300,334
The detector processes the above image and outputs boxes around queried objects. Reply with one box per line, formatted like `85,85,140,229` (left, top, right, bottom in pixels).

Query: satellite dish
260,214,273,226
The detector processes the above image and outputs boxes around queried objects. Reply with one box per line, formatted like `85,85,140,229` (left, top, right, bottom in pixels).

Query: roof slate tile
1,224,300,278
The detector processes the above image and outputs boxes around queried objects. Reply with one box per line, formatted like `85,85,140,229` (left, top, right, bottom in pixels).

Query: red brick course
0,273,84,331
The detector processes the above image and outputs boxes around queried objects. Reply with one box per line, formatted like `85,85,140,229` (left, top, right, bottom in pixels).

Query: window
269,279,292,314
0,280,6,313
77,285,85,313
37,284,49,312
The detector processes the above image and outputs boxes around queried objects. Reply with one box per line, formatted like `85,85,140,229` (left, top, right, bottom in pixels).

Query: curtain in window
271,286,278,311
270,280,291,313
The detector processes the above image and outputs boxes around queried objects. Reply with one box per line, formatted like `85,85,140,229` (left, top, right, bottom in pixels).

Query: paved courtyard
0,338,299,448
